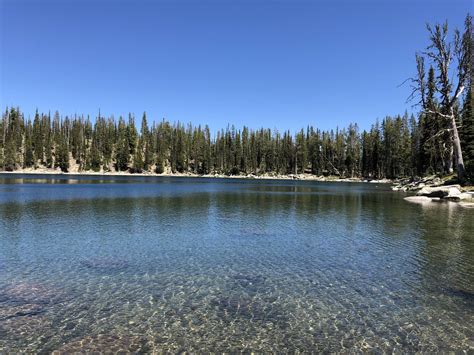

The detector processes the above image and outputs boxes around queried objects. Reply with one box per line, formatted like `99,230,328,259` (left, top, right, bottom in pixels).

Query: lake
0,174,472,352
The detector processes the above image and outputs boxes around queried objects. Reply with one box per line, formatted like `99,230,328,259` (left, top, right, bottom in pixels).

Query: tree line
1,106,472,180
0,15,472,180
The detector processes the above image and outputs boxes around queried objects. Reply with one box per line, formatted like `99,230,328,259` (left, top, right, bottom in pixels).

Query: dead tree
410,15,471,181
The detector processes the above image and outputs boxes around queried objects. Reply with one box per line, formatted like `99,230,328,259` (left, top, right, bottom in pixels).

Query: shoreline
2,169,473,206
0,168,393,184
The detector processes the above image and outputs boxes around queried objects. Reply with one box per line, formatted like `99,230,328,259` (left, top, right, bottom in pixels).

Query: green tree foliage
132,139,145,173
461,86,474,176
55,137,69,172
3,139,16,171
32,109,43,164
0,106,422,179
418,66,441,174
23,121,35,168
115,117,129,171
87,142,101,172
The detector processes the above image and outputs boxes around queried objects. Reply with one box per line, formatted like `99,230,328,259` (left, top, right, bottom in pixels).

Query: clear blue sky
0,0,470,132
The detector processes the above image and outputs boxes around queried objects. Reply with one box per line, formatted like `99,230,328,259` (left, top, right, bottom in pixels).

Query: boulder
407,184,422,191
416,185,462,198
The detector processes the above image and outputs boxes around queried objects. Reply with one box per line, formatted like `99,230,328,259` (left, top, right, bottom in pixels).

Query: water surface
0,174,473,352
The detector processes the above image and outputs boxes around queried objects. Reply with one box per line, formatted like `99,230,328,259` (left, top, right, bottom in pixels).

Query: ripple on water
1,281,64,305
0,177,473,352
0,303,44,320
0,280,64,351
51,334,150,354
80,257,129,272
229,273,267,291
0,315,52,352
231,228,276,238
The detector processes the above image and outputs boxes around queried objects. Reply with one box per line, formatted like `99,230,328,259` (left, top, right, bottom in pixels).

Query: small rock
432,177,443,186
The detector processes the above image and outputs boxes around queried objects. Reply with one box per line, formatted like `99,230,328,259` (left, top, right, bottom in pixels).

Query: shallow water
0,174,473,352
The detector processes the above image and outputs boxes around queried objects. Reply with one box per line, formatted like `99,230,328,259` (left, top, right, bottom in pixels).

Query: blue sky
0,0,470,132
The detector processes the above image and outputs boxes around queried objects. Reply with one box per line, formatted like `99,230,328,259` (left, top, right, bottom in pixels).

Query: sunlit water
0,174,473,352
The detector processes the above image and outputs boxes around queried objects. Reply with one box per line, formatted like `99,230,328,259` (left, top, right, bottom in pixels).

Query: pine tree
345,124,360,177
23,122,35,168
132,140,144,173
55,137,69,172
44,112,53,168
127,113,138,156
155,156,164,174
296,129,308,174
141,113,153,171
3,138,17,171
88,142,101,172
361,131,371,177
409,114,420,177
461,86,474,177
32,109,43,164
115,117,129,171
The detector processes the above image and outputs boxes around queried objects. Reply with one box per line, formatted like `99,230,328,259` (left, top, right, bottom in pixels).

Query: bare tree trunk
450,108,465,180
294,152,297,175
445,143,453,174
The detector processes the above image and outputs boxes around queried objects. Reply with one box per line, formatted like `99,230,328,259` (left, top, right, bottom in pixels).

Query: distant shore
0,168,393,184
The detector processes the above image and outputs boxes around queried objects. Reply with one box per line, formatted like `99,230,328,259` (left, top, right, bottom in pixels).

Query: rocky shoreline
393,176,474,208
0,168,392,183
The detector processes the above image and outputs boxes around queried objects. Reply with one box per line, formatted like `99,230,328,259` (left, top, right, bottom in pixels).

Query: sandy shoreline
0,168,393,183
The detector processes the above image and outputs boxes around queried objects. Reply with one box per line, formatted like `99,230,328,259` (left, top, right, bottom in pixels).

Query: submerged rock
52,334,149,354
227,273,268,297
0,281,61,351
0,303,44,320
211,294,279,324
2,281,61,305
0,314,52,350
442,287,474,301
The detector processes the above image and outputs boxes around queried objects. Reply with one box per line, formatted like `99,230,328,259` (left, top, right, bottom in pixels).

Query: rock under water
1,281,61,305
52,334,149,354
